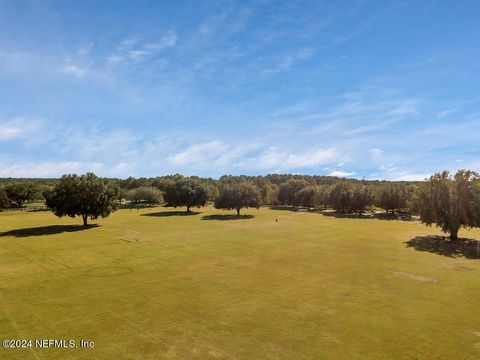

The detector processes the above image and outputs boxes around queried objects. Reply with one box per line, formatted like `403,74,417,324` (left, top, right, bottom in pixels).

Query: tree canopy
375,184,410,214
0,187,9,209
45,173,119,226
214,181,262,216
296,186,318,209
278,179,308,206
4,182,39,207
417,170,480,240
328,182,352,213
350,185,373,215
163,177,208,212
125,186,163,208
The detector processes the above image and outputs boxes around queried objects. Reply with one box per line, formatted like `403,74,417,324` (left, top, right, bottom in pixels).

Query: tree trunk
82,214,88,227
450,226,460,241
236,207,241,216
186,205,191,213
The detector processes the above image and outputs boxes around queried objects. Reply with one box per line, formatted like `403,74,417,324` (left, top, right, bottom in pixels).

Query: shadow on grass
319,211,374,219
406,235,480,259
270,206,414,221
201,214,255,221
141,211,200,217
269,206,330,215
269,206,300,212
0,224,99,238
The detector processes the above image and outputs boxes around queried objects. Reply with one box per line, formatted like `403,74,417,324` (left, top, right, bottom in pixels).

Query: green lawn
1,206,480,359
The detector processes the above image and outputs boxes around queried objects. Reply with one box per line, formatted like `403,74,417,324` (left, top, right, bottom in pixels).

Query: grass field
1,206,480,359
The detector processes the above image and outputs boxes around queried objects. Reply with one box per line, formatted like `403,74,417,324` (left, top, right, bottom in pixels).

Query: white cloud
368,165,429,181
168,141,230,166
0,161,104,178
106,55,124,65
437,109,455,118
262,48,313,75
109,30,178,65
329,170,355,177
78,43,93,56
168,141,338,173
128,50,148,61
388,171,429,181
62,64,87,77
120,38,138,48
145,30,177,51
255,147,337,169
368,148,383,156
0,125,22,140
387,100,419,117
0,117,44,142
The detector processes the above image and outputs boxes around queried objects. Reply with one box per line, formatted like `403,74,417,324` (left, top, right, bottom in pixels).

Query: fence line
0,206,49,212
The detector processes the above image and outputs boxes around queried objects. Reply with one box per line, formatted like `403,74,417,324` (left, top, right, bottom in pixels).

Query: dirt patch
321,333,342,344
121,230,147,243
208,349,226,358
84,266,134,277
451,264,476,271
302,302,336,315
388,271,438,284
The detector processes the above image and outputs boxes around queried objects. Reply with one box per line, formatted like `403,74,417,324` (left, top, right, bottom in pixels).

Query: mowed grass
1,207,480,360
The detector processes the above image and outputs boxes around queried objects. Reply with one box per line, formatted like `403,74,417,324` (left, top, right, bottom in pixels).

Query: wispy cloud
262,48,313,75
168,141,339,174
0,125,22,140
145,30,177,51
329,170,355,177
168,141,231,166
368,148,383,157
253,146,336,169
62,64,87,77
0,117,44,142
107,30,178,65
0,161,104,178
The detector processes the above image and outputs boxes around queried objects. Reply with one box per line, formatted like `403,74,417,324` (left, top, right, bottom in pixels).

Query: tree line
1,170,480,240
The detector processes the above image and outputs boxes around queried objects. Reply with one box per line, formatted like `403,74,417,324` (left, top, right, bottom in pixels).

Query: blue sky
0,0,479,179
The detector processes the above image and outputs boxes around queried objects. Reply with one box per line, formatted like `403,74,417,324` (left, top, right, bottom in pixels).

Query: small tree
4,183,38,207
125,187,163,208
350,185,373,215
418,170,480,240
278,179,308,206
0,187,10,209
45,173,119,226
315,185,330,210
261,183,279,206
296,186,318,210
376,184,410,215
215,182,261,216
163,177,208,212
328,182,351,213
204,183,220,203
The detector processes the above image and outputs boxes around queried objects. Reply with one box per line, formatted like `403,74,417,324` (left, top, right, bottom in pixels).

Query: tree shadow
201,214,255,221
320,211,374,219
269,206,299,212
141,211,200,217
405,235,480,259
319,211,414,221
270,206,414,221
0,224,99,238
